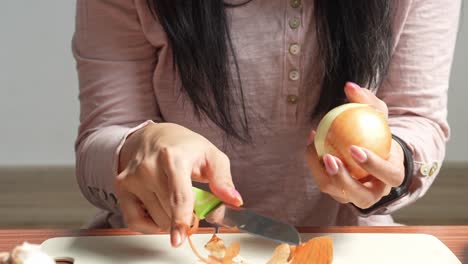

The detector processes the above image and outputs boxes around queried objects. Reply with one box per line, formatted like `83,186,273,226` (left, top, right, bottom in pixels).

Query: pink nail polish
334,157,344,167
171,228,181,247
350,146,367,163
324,154,338,175
346,82,361,90
231,188,243,204
306,130,316,145
177,225,186,244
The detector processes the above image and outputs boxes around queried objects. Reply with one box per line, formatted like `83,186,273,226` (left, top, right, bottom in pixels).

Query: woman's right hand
115,123,243,247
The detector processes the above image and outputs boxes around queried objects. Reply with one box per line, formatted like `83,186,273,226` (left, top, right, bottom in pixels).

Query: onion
4,242,55,264
314,103,392,180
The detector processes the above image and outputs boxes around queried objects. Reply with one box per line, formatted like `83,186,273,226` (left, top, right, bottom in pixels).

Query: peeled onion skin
314,104,392,180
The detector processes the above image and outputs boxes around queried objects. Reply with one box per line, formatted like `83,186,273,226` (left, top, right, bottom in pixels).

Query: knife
192,187,301,245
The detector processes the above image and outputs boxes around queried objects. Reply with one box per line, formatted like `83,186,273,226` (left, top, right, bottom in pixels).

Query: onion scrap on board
0,242,55,264
186,215,333,264
184,215,247,264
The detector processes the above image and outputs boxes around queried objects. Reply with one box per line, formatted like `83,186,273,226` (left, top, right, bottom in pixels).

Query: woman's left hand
306,82,405,209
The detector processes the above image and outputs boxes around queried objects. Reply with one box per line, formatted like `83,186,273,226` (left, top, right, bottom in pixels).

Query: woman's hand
306,82,405,209
116,123,243,247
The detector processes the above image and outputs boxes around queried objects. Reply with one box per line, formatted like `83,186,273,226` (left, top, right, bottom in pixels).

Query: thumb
344,82,369,103
344,82,388,116
205,150,243,207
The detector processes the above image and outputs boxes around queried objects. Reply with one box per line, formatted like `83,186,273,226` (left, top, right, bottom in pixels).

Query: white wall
446,5,468,162
0,1,466,165
0,1,78,165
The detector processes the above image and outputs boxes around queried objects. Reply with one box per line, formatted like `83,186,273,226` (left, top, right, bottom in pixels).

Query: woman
73,0,460,247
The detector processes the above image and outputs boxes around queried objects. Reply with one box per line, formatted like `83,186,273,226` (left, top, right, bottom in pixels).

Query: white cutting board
41,233,461,264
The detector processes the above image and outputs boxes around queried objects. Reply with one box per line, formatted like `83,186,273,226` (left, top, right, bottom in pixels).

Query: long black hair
147,1,393,142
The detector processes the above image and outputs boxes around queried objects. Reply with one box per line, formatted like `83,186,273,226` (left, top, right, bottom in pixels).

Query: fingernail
306,130,316,145
171,228,181,247
334,157,344,167
346,82,361,91
231,188,244,205
324,154,339,175
171,224,187,247
177,225,186,244
350,146,367,163
116,171,127,180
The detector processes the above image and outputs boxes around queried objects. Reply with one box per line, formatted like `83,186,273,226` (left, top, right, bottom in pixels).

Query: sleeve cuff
75,120,157,212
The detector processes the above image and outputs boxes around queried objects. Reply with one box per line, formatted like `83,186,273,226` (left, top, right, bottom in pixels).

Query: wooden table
1,226,467,262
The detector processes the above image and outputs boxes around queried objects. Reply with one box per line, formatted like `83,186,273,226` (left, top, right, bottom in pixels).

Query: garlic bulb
1,243,54,264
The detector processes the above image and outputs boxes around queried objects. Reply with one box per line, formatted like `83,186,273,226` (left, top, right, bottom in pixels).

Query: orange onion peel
185,214,209,263
267,236,333,264
186,215,333,264
314,103,392,180
186,214,241,264
290,236,333,264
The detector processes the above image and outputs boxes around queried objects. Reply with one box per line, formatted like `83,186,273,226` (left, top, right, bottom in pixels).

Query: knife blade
192,187,301,245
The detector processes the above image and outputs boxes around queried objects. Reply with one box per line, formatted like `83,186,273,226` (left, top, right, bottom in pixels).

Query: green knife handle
192,187,222,220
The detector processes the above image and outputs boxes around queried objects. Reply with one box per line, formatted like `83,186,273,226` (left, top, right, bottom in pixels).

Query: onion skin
314,103,392,180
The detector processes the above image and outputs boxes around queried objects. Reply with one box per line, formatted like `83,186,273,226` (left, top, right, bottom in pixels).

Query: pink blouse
72,0,460,227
